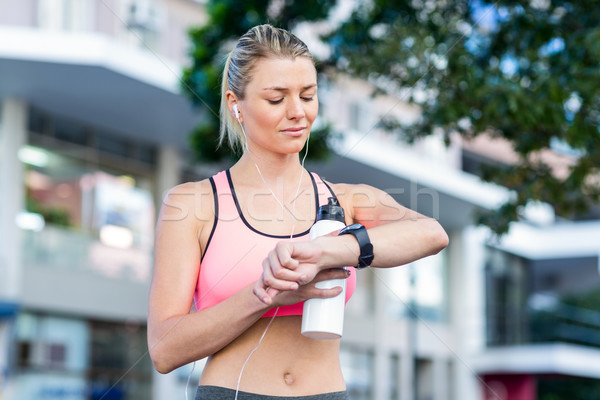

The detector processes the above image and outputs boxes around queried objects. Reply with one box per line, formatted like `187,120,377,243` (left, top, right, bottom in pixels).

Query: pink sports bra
194,170,356,318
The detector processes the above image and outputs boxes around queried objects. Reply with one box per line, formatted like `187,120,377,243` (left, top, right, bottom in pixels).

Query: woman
148,24,448,400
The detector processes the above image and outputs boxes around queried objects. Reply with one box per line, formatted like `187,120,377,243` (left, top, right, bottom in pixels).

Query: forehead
247,57,317,90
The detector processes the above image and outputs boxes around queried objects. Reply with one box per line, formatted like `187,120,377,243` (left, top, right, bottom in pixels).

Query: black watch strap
339,223,374,269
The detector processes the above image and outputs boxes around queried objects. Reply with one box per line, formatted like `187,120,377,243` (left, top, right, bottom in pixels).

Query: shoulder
325,180,409,227
325,181,384,222
325,181,383,203
165,178,213,196
158,178,215,227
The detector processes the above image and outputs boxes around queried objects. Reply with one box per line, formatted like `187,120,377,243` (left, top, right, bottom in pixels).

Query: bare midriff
198,315,346,396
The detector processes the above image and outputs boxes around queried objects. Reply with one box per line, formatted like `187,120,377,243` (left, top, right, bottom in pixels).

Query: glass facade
485,247,600,348
21,107,157,282
88,320,152,400
14,313,152,400
9,106,158,399
538,376,600,399
485,248,528,345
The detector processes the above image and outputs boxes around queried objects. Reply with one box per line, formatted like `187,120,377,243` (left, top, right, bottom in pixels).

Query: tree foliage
181,0,336,162
325,0,600,234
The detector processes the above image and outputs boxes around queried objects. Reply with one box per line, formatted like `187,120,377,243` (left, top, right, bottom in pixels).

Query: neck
233,150,304,185
230,147,311,232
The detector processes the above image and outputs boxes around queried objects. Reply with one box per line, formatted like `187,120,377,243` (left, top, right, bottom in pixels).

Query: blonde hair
219,24,314,152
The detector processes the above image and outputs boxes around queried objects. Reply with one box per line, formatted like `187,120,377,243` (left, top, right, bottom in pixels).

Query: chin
290,138,310,154
276,135,308,153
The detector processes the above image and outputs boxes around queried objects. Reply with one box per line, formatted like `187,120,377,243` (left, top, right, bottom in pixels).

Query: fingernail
291,283,299,290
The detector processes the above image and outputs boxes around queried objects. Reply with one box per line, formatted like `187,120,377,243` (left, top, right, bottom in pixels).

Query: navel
283,372,295,385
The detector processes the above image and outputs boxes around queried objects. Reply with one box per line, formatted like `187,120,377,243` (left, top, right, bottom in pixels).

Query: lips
281,127,306,136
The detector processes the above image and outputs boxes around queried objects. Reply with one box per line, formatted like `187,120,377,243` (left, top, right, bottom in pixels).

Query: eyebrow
262,84,317,92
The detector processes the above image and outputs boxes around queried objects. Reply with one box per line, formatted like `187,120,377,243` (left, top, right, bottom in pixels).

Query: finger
266,286,280,298
253,280,271,305
268,245,308,285
268,251,301,282
261,258,299,291
275,242,300,270
309,286,344,299
313,267,351,282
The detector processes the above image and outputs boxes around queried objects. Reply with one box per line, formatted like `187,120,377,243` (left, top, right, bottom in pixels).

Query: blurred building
0,0,205,398
317,75,600,400
1,1,599,400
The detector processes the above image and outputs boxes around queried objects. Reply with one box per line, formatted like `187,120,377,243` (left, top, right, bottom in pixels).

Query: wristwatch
338,223,374,269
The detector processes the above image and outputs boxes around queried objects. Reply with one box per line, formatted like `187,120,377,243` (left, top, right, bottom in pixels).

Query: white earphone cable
185,360,197,400
233,117,310,400
234,307,279,400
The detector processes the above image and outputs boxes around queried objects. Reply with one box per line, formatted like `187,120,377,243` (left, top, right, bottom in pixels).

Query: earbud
233,104,240,121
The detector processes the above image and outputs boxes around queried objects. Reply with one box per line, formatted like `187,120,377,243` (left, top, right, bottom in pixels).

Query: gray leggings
194,386,350,400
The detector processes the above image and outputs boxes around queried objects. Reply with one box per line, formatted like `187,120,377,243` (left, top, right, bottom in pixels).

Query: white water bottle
301,197,347,339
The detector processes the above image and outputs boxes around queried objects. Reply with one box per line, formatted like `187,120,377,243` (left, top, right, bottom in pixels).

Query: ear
225,91,242,123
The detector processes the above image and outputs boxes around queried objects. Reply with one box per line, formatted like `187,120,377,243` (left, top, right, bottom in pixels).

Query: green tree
181,0,336,163
325,0,600,234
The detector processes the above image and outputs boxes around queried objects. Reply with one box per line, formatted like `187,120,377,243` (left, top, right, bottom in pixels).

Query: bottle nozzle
317,197,345,223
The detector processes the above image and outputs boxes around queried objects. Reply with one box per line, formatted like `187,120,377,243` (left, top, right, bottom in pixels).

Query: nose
286,98,305,120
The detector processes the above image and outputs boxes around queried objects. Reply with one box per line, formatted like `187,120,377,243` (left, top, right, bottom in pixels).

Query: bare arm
254,183,449,302
147,181,271,374
321,182,449,268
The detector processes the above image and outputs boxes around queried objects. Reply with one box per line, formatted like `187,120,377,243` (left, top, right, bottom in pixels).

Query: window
89,320,152,400
23,108,157,281
121,0,166,51
383,252,448,322
16,341,67,369
16,341,32,368
341,347,373,400
37,0,92,31
126,0,164,32
14,313,153,399
415,358,434,400
528,255,600,347
47,343,67,369
349,101,372,133
15,313,87,372
485,248,528,346
486,246,600,348
389,354,400,400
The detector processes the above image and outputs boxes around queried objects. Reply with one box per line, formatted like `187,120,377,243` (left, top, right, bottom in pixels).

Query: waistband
195,385,350,400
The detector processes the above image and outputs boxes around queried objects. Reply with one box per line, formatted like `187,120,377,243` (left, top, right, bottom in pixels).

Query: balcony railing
530,303,600,347
487,301,600,349
22,225,152,283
